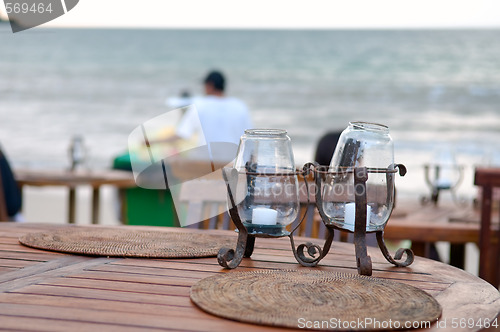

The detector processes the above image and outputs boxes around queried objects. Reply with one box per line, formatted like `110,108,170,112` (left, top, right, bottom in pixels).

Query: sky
1,0,500,29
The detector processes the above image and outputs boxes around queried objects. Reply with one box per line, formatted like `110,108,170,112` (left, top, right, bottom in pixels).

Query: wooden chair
292,175,328,239
474,167,500,287
178,176,326,237
178,179,233,230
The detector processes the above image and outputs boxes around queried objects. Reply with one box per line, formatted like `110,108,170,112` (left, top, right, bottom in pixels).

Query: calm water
1,26,500,196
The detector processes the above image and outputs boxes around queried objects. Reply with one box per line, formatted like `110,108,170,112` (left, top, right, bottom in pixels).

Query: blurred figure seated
314,131,342,166
0,147,23,221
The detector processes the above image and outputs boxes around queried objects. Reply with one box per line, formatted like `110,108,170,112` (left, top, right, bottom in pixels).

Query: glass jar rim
244,129,287,136
349,121,389,132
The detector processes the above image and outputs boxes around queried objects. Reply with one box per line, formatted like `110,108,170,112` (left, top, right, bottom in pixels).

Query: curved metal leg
244,236,255,257
354,222,373,276
376,230,414,267
354,231,372,276
290,226,335,267
218,167,251,269
354,167,372,276
218,229,248,269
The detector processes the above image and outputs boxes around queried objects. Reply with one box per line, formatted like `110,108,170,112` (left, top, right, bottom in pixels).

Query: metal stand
421,164,464,206
218,164,414,275
217,168,254,268
353,167,372,275
304,163,414,276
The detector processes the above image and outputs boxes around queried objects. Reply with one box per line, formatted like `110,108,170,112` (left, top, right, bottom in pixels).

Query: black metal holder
421,164,464,206
218,163,414,276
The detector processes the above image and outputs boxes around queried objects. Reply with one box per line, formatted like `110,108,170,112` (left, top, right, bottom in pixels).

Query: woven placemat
190,270,442,331
19,227,235,258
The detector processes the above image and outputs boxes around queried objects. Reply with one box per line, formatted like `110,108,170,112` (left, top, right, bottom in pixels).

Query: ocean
1,26,500,198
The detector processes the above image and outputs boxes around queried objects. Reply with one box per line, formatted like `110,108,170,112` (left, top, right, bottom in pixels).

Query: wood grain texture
0,222,498,332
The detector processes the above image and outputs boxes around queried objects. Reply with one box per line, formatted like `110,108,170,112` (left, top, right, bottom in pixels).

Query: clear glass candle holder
321,122,395,232
232,129,299,236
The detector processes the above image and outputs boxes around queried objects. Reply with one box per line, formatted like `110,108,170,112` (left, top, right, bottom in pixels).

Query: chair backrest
474,167,500,287
178,179,233,230
292,175,328,239
177,174,330,240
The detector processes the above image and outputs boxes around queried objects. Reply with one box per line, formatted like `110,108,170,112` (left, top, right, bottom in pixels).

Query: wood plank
66,271,198,287
0,267,17,273
384,221,483,243
0,250,52,262
475,168,500,187
0,258,42,268
40,277,191,297
0,243,67,255
86,264,219,279
0,292,210,319
0,302,284,332
0,256,114,292
0,315,167,332
0,237,25,244
0,301,288,332
10,284,193,307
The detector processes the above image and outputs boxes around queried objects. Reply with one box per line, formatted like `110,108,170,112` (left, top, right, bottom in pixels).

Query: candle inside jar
344,203,371,231
252,207,278,225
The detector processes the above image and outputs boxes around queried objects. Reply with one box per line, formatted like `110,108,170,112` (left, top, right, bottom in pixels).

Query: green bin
112,153,179,227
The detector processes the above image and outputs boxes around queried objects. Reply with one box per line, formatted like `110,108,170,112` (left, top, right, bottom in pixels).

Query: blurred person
314,131,342,166
0,147,23,221
175,70,253,146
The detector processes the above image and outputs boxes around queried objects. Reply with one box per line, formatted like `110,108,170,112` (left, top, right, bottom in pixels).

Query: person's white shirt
176,95,252,146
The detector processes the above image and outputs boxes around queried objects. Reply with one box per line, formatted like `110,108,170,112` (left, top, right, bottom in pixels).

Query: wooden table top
0,222,498,331
14,168,136,188
385,203,499,243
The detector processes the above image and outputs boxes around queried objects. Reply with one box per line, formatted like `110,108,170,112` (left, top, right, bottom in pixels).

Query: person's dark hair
314,131,342,166
204,70,225,91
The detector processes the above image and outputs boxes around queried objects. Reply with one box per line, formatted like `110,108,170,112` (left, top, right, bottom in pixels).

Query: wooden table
385,205,500,286
15,169,136,224
0,222,498,331
384,202,499,286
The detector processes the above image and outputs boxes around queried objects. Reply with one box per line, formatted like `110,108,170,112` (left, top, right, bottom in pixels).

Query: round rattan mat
190,270,442,331
19,227,235,258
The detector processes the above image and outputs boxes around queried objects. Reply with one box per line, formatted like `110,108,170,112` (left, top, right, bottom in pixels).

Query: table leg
479,186,494,285
92,187,100,224
449,244,465,269
118,188,128,224
68,188,76,224
411,241,426,257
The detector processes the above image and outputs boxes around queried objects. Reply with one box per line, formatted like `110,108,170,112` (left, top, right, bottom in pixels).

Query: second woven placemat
190,270,442,330
19,227,235,258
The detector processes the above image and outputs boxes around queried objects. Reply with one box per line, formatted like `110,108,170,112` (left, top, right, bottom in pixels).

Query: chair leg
449,244,465,269
479,186,495,285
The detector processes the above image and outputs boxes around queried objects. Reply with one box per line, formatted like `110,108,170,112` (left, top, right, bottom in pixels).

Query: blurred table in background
385,201,499,287
15,169,136,224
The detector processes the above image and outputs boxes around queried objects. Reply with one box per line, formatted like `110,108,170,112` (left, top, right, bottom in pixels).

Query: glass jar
321,122,395,232
232,129,299,236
